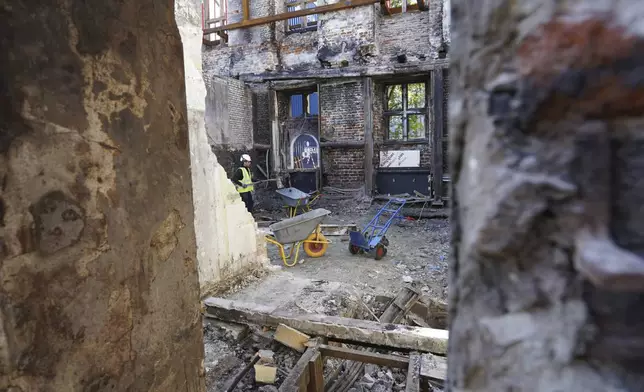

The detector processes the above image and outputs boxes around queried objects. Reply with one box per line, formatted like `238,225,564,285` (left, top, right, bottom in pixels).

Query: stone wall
176,0,267,296
449,1,644,390
0,1,205,390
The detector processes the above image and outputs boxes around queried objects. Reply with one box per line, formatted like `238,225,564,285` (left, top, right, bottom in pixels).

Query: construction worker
232,154,254,213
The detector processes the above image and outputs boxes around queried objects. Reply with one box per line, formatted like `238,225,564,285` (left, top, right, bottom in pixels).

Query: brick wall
202,0,449,77
319,80,365,187
320,80,365,141
322,149,365,188
205,75,254,149
377,11,433,63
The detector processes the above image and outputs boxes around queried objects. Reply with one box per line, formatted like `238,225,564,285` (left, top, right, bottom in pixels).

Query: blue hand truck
348,198,407,260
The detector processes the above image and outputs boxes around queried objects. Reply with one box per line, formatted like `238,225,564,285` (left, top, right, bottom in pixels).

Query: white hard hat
241,154,251,162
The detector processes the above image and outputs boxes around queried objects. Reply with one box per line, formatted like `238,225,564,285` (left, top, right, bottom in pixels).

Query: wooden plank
363,77,374,195
275,324,311,353
279,348,318,392
308,350,325,392
380,286,420,323
419,354,447,384
255,364,278,384
203,297,448,354
242,0,250,20
377,295,448,330
203,0,379,33
319,345,408,369
326,287,421,392
431,69,444,203
406,352,421,392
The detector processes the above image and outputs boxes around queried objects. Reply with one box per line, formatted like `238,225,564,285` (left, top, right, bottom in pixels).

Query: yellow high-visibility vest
237,167,254,194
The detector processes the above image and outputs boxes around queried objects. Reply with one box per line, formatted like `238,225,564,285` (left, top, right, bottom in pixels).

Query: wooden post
406,352,421,392
269,87,283,187
280,348,318,392
242,0,250,21
308,350,325,392
431,70,444,204
363,77,374,196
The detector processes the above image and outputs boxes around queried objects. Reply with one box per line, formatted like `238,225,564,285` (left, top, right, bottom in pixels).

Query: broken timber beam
320,141,365,148
327,287,420,392
223,353,260,392
279,348,318,392
203,297,448,354
318,344,409,369
203,0,379,34
406,352,421,392
238,60,450,82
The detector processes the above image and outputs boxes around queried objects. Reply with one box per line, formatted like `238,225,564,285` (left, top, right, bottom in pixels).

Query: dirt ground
203,197,450,392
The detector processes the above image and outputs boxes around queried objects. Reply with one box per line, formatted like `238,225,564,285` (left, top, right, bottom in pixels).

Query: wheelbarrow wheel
303,232,328,258
349,243,360,255
374,244,387,260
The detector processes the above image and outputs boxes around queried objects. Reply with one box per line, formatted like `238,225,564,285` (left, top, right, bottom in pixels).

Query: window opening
286,0,318,31
290,92,319,118
383,0,425,15
384,82,427,141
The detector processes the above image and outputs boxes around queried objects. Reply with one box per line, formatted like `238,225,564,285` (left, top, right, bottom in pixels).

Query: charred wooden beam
238,60,450,81
420,353,446,388
203,0,379,34
406,352,421,392
318,345,409,369
431,69,444,204
326,287,421,392
320,141,365,148
308,350,325,392
279,348,318,392
254,143,271,150
203,297,449,354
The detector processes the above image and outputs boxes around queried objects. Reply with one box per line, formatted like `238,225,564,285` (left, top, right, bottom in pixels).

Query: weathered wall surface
319,80,366,186
449,1,644,391
202,0,450,78
0,1,205,391
176,0,267,296
206,76,254,149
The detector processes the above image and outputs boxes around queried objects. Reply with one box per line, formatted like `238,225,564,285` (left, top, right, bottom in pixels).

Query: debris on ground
203,286,447,391
204,198,450,392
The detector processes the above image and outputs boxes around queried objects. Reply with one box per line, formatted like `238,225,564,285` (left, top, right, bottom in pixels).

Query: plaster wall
176,0,267,296
0,1,206,390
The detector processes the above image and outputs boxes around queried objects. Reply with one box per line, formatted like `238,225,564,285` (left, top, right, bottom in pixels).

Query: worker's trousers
240,192,253,213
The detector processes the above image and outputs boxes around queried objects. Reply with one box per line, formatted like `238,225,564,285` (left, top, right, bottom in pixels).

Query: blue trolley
348,198,407,260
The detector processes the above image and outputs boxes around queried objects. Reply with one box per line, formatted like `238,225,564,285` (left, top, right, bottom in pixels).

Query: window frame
288,90,319,118
285,0,319,33
383,81,429,142
382,0,427,15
